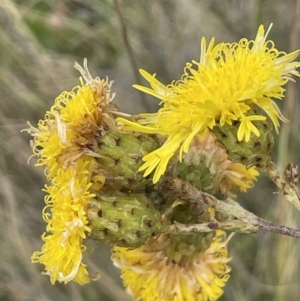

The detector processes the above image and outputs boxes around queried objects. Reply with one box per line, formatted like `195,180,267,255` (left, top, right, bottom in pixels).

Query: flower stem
170,179,300,239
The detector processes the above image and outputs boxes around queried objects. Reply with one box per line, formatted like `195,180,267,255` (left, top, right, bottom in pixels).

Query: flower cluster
26,24,300,301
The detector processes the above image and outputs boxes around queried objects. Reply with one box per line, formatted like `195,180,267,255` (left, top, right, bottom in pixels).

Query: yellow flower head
113,231,232,301
117,24,300,183
26,59,115,284
27,59,115,181
31,157,95,284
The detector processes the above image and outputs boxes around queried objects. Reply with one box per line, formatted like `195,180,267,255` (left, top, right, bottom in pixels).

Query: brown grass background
1,0,300,300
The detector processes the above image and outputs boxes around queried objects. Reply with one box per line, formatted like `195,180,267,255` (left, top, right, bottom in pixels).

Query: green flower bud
172,159,224,194
94,131,160,190
87,192,163,248
211,110,274,171
164,232,215,263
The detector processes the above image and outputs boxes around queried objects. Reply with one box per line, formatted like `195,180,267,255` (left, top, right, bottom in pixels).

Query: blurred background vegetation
1,0,300,300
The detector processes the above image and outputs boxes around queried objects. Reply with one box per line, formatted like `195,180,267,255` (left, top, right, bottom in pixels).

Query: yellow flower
113,231,232,301
117,24,300,183
32,157,94,284
28,59,115,182
223,161,259,193
27,59,115,284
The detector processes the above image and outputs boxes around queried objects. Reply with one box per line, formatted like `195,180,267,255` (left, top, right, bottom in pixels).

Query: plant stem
170,178,300,239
